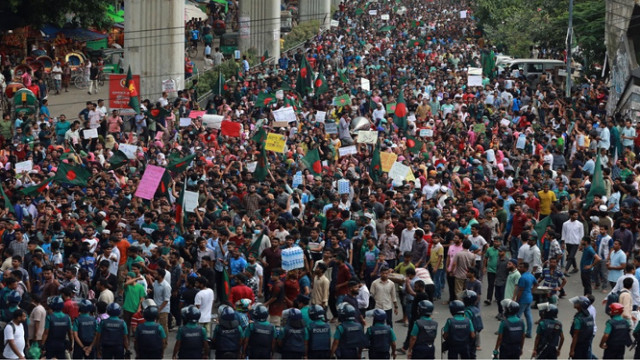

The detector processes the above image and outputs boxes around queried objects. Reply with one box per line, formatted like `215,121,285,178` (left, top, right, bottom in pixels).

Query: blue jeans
517,302,533,337
510,236,521,258
433,269,445,299
336,295,345,306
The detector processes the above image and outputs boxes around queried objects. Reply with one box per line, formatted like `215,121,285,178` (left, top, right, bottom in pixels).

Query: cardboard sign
180,118,192,127
338,179,350,194
316,111,326,123
460,10,467,18
420,129,434,137
389,162,410,181
119,144,139,159
15,160,33,173
202,115,223,129
468,75,483,87
265,133,287,153
339,145,358,157
380,152,397,172
369,10,378,15
331,20,340,27
357,131,378,144
273,106,297,123
183,191,199,213
381,14,389,20
108,74,140,115
325,122,338,134
361,78,371,91
246,162,257,173
500,119,511,127
83,129,99,139
134,165,165,200
272,121,290,128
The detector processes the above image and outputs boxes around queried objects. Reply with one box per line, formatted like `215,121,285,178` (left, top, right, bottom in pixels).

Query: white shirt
88,109,104,129
356,284,370,309
468,235,487,261
3,321,25,359
610,273,640,307
52,66,62,81
399,228,415,253
588,305,597,336
195,287,215,323
562,220,584,245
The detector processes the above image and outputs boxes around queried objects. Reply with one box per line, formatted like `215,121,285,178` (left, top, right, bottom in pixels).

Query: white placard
408,114,417,123
500,119,511,127
516,134,526,149
183,191,199,213
162,79,177,95
316,111,326,123
83,128,99,139
420,129,434,137
180,118,192,127
246,162,257,173
468,75,483,87
369,10,377,15
202,115,223,129
360,78,370,91
486,149,496,163
381,14,389,20
460,10,467,18
331,20,339,27
292,172,303,188
119,144,138,159
357,131,378,144
389,162,410,181
339,145,357,157
276,90,284,100
325,122,338,134
338,179,350,194
15,160,33,173
273,107,297,123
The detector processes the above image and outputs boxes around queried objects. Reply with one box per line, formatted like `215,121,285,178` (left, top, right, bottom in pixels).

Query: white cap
599,205,608,212
440,186,448,193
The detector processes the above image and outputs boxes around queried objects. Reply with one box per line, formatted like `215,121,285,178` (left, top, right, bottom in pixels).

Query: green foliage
283,20,320,50
191,59,241,95
5,0,112,30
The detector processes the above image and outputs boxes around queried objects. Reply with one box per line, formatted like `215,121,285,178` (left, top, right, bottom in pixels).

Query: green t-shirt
123,283,146,313
410,316,433,336
485,247,500,273
126,255,145,271
177,322,207,340
301,306,311,326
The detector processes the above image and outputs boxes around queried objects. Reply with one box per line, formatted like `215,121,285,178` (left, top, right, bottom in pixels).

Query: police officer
279,308,308,359
494,299,525,359
135,305,166,359
90,303,130,359
242,304,276,359
460,290,483,360
532,304,563,360
212,305,243,359
1,291,21,322
330,304,364,359
73,299,97,359
599,303,632,359
569,296,594,360
366,309,397,359
408,300,438,360
307,304,331,359
442,300,474,359
40,296,73,360
172,305,209,359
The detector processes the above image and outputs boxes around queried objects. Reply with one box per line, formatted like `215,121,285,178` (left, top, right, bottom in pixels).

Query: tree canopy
2,0,112,30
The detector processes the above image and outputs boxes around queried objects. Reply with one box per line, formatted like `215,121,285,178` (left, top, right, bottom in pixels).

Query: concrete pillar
331,0,341,9
239,0,280,63
299,0,331,29
124,0,184,101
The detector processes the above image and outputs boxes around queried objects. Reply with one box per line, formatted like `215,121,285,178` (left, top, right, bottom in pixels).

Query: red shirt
63,299,79,320
525,196,540,217
511,212,528,237
284,279,300,306
336,264,352,296
268,280,285,316
229,284,255,304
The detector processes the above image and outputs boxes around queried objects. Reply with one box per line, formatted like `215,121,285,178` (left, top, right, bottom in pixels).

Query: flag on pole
155,171,172,202
534,215,553,250
296,56,314,96
251,127,268,143
261,50,269,63
314,71,329,96
53,163,91,187
370,146,383,182
20,176,54,197
393,90,408,131
0,184,14,215
254,146,269,181
175,180,186,224
166,153,197,173
125,66,140,114
300,148,322,176
585,155,605,208
212,71,227,96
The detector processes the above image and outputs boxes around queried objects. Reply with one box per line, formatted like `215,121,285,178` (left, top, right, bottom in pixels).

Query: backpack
0,321,16,358
466,307,484,332
605,290,623,315
17,283,33,313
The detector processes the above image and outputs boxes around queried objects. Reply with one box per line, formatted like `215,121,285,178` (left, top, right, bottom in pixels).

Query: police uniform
410,316,438,359
464,306,483,360
603,314,632,359
135,320,166,359
243,321,276,359
279,323,308,359
367,323,396,359
176,323,208,359
443,314,474,359
334,320,364,359
307,319,331,359
73,313,97,359
98,316,128,359
535,319,562,360
45,311,72,359
498,315,524,359
569,311,594,360
213,321,243,359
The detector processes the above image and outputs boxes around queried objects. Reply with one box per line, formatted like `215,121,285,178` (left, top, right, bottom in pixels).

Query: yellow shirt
537,190,557,216
394,261,416,275
429,243,444,269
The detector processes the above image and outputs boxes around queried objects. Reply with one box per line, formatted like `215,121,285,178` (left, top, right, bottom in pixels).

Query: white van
502,59,567,86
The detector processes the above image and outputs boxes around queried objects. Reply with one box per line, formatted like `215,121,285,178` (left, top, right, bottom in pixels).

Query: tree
3,0,112,30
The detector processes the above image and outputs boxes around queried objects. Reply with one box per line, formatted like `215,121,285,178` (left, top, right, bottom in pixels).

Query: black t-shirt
181,287,200,306
197,267,216,289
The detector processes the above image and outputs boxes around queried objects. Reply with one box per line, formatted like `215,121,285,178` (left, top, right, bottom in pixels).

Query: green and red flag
254,146,269,181
251,127,268,144
370,146,383,182
300,148,322,176
125,66,140,114
411,20,424,28
108,150,129,170
394,90,408,131
212,71,227,96
255,92,277,108
333,94,352,107
0,184,15,215
146,106,171,123
175,180,186,224
219,268,231,302
261,50,269,63
408,39,425,48
53,163,91,187
284,97,301,112
314,71,329,96
20,176,54,197
406,135,423,154
166,153,197,173
386,103,397,113
338,68,349,84
296,56,314,96
155,170,172,202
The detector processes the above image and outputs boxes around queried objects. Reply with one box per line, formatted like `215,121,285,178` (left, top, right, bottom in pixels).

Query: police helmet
544,304,558,319
7,291,21,305
500,299,520,316
308,304,325,321
235,298,252,313
251,305,269,322
449,300,465,316
182,305,201,323
287,308,303,321
79,299,95,313
458,290,478,307
372,309,387,323
572,296,591,313
338,304,357,322
417,300,434,317
143,306,159,321
106,302,122,317
49,296,64,311
220,305,236,321
609,303,624,316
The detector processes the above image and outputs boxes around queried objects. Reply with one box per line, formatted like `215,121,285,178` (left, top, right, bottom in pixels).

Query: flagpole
218,71,222,95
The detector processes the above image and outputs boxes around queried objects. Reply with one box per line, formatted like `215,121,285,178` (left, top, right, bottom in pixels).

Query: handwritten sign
202,115,223,129
468,75,483,87
500,119,511,127
15,160,33,173
381,14,389,20
460,10,467,18
265,133,286,153
83,129,99,139
331,20,339,27
119,144,139,159
272,121,290,128
389,162,410,181
361,78,371,91
339,145,358,157
338,179,350,194
325,122,338,134
357,131,378,144
183,191,199,213
380,152,398,172
246,162,257,173
420,129,434,137
134,165,165,200
273,107,297,123
179,118,192,127
316,111,326,123
369,10,378,15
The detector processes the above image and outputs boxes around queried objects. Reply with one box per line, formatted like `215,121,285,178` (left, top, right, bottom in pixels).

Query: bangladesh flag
219,268,231,303
147,106,171,123
378,25,395,32
338,68,349,84
261,50,269,63
155,170,172,202
166,153,197,173
333,95,352,107
370,146,383,182
175,180,186,224
125,66,140,114
251,127,268,143
108,150,129,170
394,90,408,131
256,92,277,108
212,71,227,96
585,155,605,208
254,146,269,181
411,20,424,27
20,176,54,197
53,163,91,187
355,8,364,15
301,148,322,176
408,39,425,48
386,103,397,113
284,97,301,112
296,56,314,96
314,71,329,96
221,120,242,137
406,135,423,154
0,184,14,215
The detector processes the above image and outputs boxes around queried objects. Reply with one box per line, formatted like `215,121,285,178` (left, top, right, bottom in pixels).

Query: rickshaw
88,48,124,75
220,32,238,58
37,56,54,73
12,88,38,117
4,82,24,99
65,51,86,72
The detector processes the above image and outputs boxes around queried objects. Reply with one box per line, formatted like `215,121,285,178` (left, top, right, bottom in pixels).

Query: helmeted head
372,309,387,323
7,291,21,306
544,304,558,319
79,299,94,313
286,308,304,328
251,304,269,322
308,304,325,321
106,302,122,317
338,304,357,322
219,305,239,328
449,300,465,316
572,296,591,314
458,290,478,307
235,298,252,313
143,306,159,322
49,296,64,311
500,299,520,316
609,302,624,316
418,300,434,317
181,305,201,323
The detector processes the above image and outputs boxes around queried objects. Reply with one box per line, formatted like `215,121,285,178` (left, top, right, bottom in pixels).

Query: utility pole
566,0,573,98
